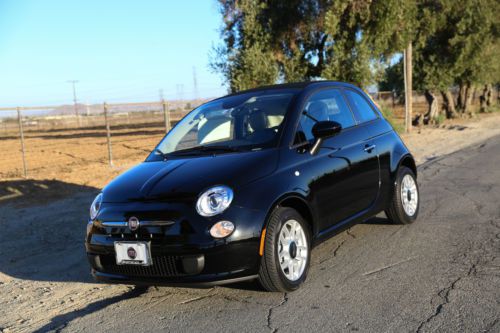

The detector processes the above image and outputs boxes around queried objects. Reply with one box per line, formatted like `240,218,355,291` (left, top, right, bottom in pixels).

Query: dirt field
0,122,166,188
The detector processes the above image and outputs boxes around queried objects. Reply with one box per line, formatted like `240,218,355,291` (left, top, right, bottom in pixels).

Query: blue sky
0,0,227,107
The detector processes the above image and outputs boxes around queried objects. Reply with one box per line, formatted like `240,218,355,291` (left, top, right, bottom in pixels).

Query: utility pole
176,84,184,101
67,80,80,127
192,66,199,100
403,43,413,133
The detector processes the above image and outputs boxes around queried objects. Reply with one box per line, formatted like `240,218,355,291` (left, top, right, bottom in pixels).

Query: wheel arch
262,193,316,239
398,154,417,178
387,153,417,200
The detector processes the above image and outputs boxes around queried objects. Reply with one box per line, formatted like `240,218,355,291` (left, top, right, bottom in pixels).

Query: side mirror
310,121,342,155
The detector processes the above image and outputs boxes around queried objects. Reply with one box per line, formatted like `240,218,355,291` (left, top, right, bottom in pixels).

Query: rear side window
344,90,378,124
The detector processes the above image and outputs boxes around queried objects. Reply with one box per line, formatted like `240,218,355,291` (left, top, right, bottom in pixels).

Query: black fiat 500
86,81,419,292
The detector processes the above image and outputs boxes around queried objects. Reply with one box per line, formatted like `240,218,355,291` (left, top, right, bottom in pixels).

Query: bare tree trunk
479,84,491,112
424,90,440,124
457,82,467,112
486,84,493,107
441,90,457,118
464,83,475,114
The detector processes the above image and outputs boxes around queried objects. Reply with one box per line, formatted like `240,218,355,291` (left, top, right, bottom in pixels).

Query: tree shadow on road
32,286,149,333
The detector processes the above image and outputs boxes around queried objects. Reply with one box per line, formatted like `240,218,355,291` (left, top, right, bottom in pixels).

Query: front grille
100,255,184,278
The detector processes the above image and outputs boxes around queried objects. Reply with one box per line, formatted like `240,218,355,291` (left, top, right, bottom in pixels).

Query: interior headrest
307,101,329,120
248,110,268,131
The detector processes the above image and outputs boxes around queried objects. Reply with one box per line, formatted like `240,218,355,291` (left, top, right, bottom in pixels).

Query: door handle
364,144,376,153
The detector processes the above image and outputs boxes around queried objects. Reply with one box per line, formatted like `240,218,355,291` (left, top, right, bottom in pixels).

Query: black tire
258,207,311,292
385,166,419,224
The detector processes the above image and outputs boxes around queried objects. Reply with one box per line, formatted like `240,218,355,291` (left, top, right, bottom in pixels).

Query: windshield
154,90,297,155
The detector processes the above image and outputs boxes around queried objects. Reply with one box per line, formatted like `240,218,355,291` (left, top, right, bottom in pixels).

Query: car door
287,88,379,233
340,88,383,211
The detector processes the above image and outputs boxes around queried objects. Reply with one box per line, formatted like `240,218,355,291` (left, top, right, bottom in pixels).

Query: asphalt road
2,136,499,333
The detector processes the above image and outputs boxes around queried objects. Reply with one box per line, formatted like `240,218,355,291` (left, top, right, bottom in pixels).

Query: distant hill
48,98,212,116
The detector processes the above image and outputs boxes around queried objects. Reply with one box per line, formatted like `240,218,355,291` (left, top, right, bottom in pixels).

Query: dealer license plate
114,241,152,266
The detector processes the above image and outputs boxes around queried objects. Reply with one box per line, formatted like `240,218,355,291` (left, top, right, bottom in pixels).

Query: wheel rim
401,174,418,216
278,219,308,281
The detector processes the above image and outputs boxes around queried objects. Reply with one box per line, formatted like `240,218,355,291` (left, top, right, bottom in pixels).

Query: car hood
102,149,279,203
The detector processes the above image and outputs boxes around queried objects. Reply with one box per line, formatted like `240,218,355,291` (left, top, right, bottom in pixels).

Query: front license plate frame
114,241,152,266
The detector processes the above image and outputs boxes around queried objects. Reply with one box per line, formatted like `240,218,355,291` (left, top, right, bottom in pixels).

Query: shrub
435,114,446,125
485,105,500,113
380,106,405,133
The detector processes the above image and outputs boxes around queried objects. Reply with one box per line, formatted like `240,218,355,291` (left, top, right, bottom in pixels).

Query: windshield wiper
168,145,242,156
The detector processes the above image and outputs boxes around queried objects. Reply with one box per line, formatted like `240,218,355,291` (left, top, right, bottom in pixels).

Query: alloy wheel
278,219,308,281
401,174,418,216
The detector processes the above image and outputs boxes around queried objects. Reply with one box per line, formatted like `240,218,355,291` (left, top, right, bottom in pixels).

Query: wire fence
0,100,199,181
0,89,494,182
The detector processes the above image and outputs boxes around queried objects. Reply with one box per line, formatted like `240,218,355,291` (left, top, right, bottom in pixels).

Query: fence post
103,102,113,166
16,107,28,178
162,99,170,133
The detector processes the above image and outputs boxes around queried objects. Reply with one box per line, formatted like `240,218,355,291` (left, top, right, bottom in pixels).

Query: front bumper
86,239,260,285
85,202,266,286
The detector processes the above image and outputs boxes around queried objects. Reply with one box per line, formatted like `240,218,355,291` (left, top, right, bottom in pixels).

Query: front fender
233,168,314,234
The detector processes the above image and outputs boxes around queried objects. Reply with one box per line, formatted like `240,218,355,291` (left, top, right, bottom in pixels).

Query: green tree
211,0,279,92
378,59,404,99
212,0,499,125
451,0,500,113
212,0,415,92
412,0,500,122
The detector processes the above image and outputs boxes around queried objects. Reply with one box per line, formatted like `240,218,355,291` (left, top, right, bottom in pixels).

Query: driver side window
295,88,355,144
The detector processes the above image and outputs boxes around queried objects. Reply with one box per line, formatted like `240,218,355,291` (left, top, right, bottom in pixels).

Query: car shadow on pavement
361,216,394,225
0,179,100,284
32,286,149,333
222,278,266,292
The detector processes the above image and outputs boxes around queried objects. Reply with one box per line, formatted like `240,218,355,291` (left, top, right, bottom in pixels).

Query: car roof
222,81,361,98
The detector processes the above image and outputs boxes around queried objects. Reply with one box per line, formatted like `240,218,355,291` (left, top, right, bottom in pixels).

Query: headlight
90,193,103,220
196,186,233,217
210,221,235,238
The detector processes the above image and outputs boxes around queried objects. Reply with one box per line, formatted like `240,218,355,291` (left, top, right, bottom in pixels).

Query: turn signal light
210,221,235,238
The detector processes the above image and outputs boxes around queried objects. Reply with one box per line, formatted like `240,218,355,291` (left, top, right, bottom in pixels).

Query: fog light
210,221,234,238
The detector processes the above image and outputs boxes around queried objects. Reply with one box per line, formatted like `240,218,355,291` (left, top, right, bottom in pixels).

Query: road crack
267,293,288,333
319,239,346,264
415,248,485,332
346,229,357,239
415,276,462,333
